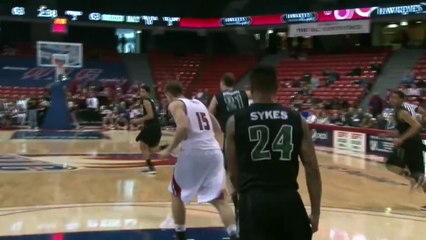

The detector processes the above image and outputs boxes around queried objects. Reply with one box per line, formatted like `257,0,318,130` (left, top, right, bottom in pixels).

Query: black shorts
387,142,425,174
239,189,312,240
135,123,162,148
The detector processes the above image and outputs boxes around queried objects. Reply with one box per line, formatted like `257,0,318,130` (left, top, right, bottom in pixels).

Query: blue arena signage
283,12,317,23
220,17,252,26
372,3,426,16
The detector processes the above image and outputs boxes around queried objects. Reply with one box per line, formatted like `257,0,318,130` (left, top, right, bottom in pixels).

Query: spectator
360,113,374,128
310,74,320,89
368,92,384,117
323,68,340,86
401,69,415,85
86,91,99,110
27,96,39,129
346,66,362,76
317,110,330,124
342,107,356,126
16,96,27,111
371,62,382,74
407,84,421,97
306,108,317,124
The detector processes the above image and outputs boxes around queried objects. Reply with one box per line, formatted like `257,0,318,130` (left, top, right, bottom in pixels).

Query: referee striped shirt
402,102,418,116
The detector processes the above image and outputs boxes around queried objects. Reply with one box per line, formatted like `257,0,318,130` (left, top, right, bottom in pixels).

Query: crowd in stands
1,50,426,132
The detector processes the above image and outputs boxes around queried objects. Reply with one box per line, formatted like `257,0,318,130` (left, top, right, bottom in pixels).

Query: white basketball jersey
179,98,220,151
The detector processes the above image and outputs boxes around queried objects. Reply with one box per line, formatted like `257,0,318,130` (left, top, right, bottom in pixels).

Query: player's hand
393,138,404,147
309,214,320,233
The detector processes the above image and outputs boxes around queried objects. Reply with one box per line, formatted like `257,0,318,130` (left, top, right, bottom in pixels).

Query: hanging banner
288,20,370,37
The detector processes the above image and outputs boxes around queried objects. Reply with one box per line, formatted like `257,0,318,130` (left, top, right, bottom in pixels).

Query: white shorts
169,149,225,204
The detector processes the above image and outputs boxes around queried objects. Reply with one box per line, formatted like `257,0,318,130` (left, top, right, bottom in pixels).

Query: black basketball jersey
395,107,422,147
234,103,303,193
141,97,159,125
216,90,249,131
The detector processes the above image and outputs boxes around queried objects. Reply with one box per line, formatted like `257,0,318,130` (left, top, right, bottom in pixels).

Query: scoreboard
52,18,68,34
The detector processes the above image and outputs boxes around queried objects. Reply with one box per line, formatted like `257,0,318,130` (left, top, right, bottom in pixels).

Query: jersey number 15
249,125,294,161
196,112,210,130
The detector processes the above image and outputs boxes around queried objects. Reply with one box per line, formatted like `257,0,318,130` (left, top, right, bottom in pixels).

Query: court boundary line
0,202,424,221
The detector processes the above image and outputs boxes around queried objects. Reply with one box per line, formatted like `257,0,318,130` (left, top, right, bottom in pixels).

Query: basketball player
226,65,322,239
208,73,249,133
387,90,426,210
134,85,163,174
160,81,238,240
208,73,249,216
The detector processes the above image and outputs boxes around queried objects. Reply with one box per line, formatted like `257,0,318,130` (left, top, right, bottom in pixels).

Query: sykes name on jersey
250,110,289,121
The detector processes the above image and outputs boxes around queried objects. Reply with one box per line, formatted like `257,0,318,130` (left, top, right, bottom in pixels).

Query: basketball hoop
53,59,66,82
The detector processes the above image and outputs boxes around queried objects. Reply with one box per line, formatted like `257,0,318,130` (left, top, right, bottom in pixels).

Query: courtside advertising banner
333,130,366,154
311,128,333,147
288,19,370,37
367,135,394,156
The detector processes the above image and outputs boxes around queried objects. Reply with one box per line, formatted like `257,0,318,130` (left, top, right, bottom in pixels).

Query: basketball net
53,59,66,82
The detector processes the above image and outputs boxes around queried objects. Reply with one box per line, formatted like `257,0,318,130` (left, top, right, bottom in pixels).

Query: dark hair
221,73,235,87
393,90,406,99
165,80,183,97
250,65,278,94
140,85,151,93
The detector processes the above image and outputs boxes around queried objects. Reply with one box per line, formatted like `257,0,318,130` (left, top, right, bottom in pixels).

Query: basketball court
0,129,425,240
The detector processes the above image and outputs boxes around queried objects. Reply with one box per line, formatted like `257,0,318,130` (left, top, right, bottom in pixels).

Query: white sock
175,224,186,232
226,224,237,236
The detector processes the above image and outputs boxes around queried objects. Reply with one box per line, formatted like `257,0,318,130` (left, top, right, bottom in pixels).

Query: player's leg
168,151,205,240
171,193,187,240
404,143,426,211
404,143,425,191
198,150,238,239
138,141,156,174
386,148,412,180
209,198,238,239
220,130,239,228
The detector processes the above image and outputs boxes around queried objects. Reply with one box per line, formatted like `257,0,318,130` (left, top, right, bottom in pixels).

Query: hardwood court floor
0,130,425,239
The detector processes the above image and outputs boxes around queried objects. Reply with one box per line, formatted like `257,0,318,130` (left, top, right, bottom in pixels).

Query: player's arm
138,99,154,123
209,113,222,135
166,101,189,153
397,110,422,143
208,96,218,116
299,118,322,226
225,116,238,192
416,105,425,115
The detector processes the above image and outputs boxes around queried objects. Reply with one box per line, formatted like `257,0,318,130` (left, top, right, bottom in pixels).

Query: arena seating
0,86,45,101
413,55,426,106
150,52,256,100
190,55,257,94
276,52,389,107
150,52,203,99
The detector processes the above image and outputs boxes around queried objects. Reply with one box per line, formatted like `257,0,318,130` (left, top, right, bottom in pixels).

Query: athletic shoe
159,144,169,151
412,175,426,191
141,167,156,175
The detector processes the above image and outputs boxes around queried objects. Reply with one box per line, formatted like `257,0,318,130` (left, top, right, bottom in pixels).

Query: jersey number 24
249,125,294,161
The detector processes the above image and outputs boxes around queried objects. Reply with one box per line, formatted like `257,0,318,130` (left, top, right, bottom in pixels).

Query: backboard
37,41,83,68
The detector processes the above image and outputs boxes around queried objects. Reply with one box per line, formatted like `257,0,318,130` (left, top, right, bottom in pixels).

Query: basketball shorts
239,189,312,240
387,142,425,175
169,149,225,204
135,123,162,148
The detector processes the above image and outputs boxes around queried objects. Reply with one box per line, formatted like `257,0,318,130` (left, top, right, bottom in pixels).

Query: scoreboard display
52,18,68,34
